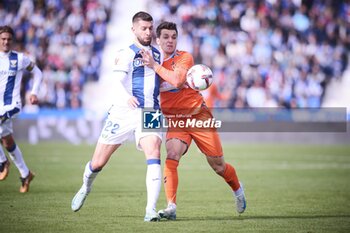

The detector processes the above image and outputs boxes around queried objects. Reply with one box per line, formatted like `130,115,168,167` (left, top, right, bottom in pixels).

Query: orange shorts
166,106,223,156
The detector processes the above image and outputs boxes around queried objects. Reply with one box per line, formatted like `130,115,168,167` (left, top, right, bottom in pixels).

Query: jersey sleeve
19,53,33,71
173,51,194,85
175,52,194,71
113,49,131,73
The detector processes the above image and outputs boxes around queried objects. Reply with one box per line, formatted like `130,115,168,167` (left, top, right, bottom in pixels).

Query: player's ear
156,38,160,46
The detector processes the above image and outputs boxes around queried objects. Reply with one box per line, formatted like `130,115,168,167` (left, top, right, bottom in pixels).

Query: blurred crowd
1,0,349,110
148,0,350,108
1,0,112,109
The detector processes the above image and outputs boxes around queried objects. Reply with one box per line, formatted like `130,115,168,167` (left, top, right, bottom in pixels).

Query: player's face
157,29,177,56
132,20,153,46
0,32,13,53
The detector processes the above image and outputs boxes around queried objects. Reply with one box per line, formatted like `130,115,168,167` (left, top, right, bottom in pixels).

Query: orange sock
164,159,179,204
222,163,240,191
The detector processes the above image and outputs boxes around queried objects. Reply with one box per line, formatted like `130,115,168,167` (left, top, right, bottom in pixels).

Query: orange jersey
160,50,204,116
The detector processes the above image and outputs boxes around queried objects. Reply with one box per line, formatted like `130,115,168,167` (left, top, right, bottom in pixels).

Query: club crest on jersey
10,60,17,68
153,52,160,63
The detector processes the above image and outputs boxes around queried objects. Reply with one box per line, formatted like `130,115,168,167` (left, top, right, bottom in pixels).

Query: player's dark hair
132,11,153,23
0,25,14,36
156,21,178,38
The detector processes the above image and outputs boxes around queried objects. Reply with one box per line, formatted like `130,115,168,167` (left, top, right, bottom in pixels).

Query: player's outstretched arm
154,63,187,88
141,49,193,88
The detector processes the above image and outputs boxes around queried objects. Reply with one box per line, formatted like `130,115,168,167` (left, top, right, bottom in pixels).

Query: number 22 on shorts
103,120,119,134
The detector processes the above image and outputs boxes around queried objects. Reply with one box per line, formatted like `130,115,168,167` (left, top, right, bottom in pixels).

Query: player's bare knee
207,156,225,175
211,164,225,176
143,146,161,157
166,141,186,160
166,149,181,160
140,136,161,156
2,135,15,150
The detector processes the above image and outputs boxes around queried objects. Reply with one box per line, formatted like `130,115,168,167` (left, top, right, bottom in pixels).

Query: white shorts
98,106,162,150
0,119,13,138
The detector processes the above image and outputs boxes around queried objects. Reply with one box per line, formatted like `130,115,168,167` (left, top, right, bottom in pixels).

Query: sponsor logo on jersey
133,58,144,67
0,70,16,76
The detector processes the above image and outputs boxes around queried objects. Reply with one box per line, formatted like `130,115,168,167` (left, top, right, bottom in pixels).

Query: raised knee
212,164,225,176
2,137,15,151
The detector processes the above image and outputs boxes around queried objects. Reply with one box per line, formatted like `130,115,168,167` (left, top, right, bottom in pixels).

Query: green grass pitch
1,142,350,233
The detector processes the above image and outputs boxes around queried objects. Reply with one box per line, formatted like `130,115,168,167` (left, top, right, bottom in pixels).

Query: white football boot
158,203,177,220
71,186,90,212
235,182,247,214
144,208,160,222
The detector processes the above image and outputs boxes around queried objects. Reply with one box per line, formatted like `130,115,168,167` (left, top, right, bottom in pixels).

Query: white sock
145,159,161,211
234,187,244,197
8,144,29,178
82,161,100,192
0,146,7,163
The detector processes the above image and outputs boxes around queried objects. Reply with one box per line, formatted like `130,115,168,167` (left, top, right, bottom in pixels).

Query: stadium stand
1,0,349,112
146,0,350,109
3,0,349,145
1,0,113,109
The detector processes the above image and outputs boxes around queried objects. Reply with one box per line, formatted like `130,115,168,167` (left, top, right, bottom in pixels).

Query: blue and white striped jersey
0,51,31,115
113,43,161,109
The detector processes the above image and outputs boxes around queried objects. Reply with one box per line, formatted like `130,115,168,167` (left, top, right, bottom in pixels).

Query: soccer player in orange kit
141,21,246,220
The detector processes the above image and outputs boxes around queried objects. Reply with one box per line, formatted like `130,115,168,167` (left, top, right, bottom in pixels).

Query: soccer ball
186,64,213,91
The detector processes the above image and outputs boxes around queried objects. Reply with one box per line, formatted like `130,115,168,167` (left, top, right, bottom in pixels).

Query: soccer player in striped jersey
71,11,163,222
0,25,42,192
141,21,246,220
